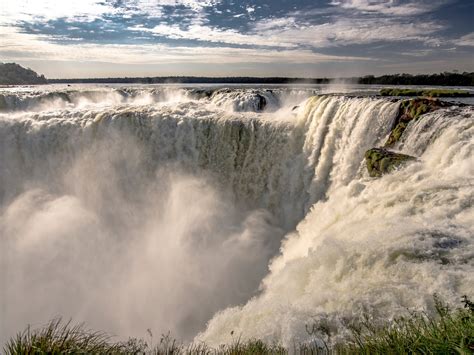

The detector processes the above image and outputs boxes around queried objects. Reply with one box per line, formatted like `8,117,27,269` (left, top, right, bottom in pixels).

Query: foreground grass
380,88,472,97
340,296,474,354
5,296,474,354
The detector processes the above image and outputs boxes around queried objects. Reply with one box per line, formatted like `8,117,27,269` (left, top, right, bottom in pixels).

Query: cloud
0,0,114,24
0,0,468,75
0,0,221,25
453,32,474,47
130,23,297,48
330,0,452,16
254,18,297,31
129,14,444,50
0,26,370,66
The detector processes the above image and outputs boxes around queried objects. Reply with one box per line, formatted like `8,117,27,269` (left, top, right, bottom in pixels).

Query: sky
0,0,473,78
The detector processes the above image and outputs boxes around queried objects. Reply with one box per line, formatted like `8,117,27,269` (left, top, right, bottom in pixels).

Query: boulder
256,94,267,111
365,148,416,177
0,95,7,110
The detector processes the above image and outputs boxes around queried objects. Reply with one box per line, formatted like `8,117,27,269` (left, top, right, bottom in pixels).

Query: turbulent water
0,85,472,347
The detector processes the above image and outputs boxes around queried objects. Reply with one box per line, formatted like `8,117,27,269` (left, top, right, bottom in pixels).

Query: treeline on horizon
359,72,474,86
48,72,474,86
1,63,474,85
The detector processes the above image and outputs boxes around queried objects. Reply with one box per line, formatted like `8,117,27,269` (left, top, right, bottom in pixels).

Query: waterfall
197,103,474,347
0,87,472,347
0,94,397,226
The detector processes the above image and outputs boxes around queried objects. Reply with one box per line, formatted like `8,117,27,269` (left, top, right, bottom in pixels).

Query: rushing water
0,85,472,347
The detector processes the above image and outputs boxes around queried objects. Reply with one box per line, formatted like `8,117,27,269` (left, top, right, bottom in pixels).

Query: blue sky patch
1,0,473,77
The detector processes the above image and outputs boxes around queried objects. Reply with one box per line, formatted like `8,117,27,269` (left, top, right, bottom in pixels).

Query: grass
380,88,471,97
340,295,474,354
5,296,474,354
3,319,141,354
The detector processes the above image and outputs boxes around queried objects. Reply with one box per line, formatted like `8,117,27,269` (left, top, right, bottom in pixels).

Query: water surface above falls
0,85,472,347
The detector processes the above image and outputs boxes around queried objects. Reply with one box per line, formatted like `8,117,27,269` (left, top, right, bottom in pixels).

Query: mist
0,129,284,344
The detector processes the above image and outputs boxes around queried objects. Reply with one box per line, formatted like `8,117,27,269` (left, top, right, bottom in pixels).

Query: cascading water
198,103,474,347
0,85,472,347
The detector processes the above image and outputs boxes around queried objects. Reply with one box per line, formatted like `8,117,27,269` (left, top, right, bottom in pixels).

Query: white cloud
0,0,457,73
130,23,297,48
0,0,221,25
330,0,452,16
453,32,474,47
400,49,434,57
122,0,220,17
0,26,370,65
0,0,114,24
254,18,296,31
129,15,444,50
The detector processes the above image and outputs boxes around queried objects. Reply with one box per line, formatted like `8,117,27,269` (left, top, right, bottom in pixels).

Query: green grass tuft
5,296,474,354
3,318,134,354
339,295,474,354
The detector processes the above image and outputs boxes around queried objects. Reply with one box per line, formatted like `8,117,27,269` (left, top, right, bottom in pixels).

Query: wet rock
0,95,7,110
365,148,416,177
256,94,267,111
384,98,451,147
189,88,213,99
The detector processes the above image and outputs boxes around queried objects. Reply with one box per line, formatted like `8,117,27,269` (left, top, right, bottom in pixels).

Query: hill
0,63,47,85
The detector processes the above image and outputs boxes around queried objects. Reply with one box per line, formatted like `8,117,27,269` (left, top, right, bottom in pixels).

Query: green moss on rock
365,148,416,177
380,88,471,97
384,98,450,147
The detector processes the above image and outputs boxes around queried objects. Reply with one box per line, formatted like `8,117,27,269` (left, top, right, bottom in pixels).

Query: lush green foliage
384,98,451,147
365,148,415,177
5,296,473,354
362,72,474,86
380,88,471,97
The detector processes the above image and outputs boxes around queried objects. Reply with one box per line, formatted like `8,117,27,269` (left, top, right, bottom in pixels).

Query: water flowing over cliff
0,86,472,347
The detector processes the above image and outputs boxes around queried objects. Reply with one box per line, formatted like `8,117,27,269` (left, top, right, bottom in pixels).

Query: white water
0,86,472,347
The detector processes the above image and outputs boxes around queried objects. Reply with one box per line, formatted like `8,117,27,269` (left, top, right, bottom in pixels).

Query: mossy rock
384,98,450,147
365,148,416,177
380,88,471,97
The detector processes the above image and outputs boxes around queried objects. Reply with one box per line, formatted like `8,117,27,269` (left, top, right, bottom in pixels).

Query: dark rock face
189,88,213,99
256,94,267,111
365,148,416,177
384,98,450,147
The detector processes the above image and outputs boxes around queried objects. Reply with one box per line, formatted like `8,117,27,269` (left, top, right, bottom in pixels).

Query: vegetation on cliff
384,98,451,147
0,63,47,85
360,72,474,86
364,98,456,178
365,148,416,177
380,88,471,97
